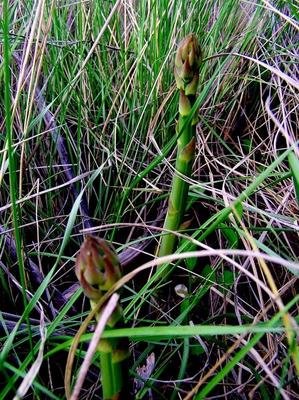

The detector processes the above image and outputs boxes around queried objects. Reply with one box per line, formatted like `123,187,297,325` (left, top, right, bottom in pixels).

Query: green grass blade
288,150,299,206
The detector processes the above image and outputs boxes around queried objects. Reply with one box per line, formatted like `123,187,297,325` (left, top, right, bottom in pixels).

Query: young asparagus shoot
158,34,202,258
75,236,129,400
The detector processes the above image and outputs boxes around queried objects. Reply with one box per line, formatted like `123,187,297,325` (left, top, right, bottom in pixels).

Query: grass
0,0,298,399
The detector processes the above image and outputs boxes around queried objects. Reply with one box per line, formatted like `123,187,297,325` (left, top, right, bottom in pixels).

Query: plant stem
99,352,113,398
158,34,201,259
158,114,195,257
91,300,128,399
76,237,129,399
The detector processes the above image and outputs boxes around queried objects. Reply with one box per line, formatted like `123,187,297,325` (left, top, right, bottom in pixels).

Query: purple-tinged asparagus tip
75,236,121,300
174,34,202,92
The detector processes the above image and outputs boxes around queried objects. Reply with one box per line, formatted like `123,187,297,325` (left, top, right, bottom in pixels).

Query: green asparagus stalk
75,236,129,400
158,34,202,258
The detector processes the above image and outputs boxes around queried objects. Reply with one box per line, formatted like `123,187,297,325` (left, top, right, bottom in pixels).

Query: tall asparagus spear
75,236,129,400
158,34,202,258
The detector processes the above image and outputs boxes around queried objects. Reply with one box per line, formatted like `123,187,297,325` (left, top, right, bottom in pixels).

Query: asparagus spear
75,236,129,399
158,34,202,258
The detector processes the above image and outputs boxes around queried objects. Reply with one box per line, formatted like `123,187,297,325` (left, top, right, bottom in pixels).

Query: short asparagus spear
75,236,129,399
158,34,202,258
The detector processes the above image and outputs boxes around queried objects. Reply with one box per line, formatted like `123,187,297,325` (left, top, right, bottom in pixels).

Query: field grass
0,0,298,399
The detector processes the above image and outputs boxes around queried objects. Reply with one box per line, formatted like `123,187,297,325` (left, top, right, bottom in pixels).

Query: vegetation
74,236,128,399
0,1,298,399
158,33,201,260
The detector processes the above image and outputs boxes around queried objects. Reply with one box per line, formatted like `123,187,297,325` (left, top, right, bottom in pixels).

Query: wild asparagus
158,34,202,258
75,236,129,399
